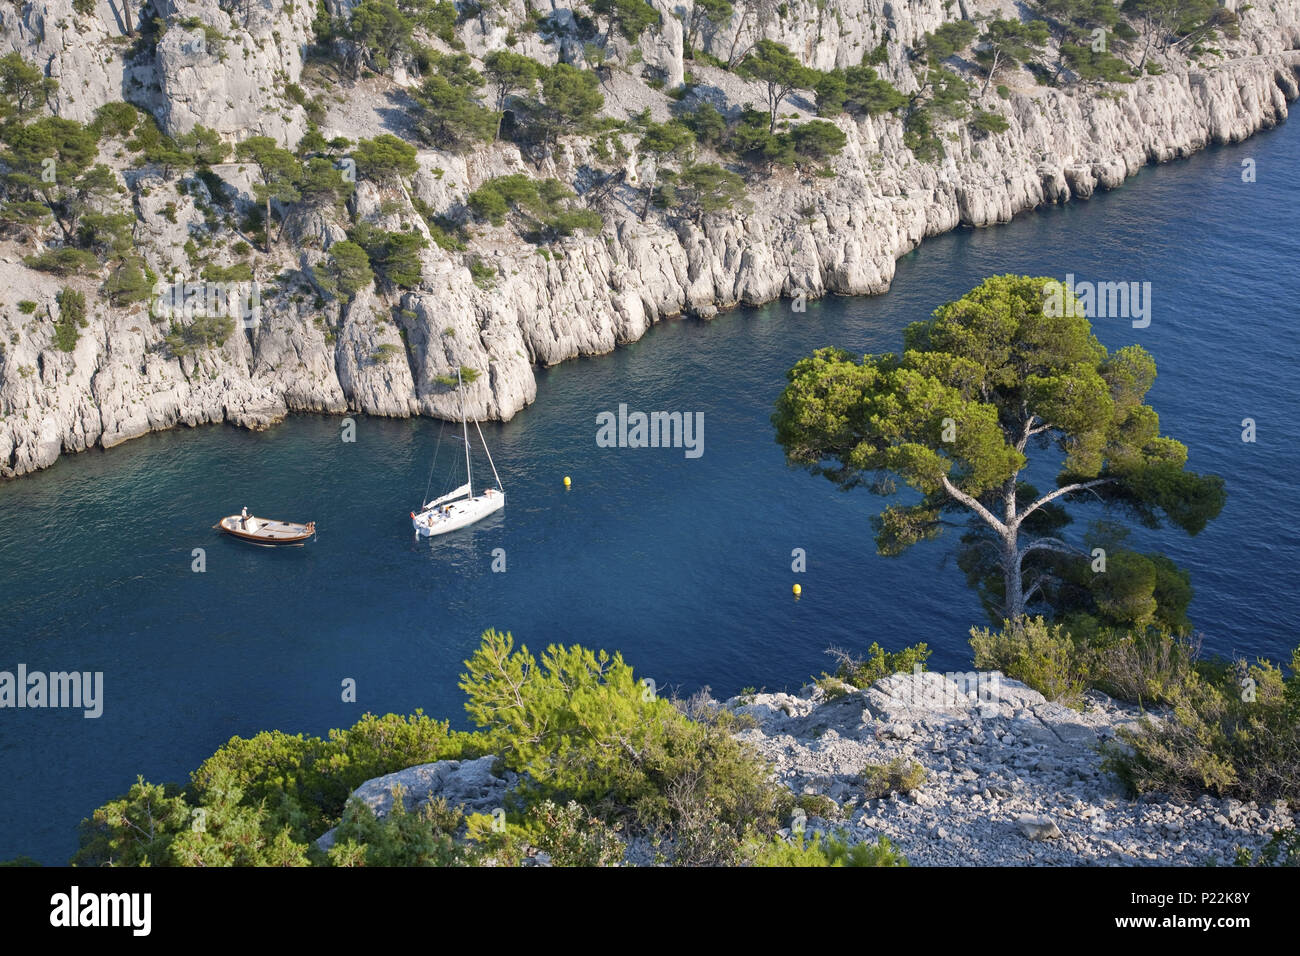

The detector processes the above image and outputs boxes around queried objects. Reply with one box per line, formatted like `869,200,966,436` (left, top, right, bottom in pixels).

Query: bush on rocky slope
77,630,904,866
969,616,1299,805
1104,645,1300,804
970,616,1204,709
747,832,908,867
459,629,791,864
827,641,932,689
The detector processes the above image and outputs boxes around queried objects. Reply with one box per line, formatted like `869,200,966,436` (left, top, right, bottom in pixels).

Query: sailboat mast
458,367,472,496
475,418,503,491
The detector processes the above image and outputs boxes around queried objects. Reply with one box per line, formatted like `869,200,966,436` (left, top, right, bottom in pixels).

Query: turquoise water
2,118,1298,863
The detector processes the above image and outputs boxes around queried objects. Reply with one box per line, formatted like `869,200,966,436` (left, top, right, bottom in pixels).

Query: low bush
53,288,88,352
827,641,931,689
1103,645,1300,804
1089,629,1201,706
1235,828,1299,867
460,629,790,864
466,175,602,242
970,617,1089,705
748,832,908,866
522,800,625,866
26,248,101,276
970,617,1202,708
861,758,926,799
327,789,466,867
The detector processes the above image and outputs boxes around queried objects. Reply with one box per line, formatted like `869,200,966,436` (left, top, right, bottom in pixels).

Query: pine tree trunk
641,162,657,220
1002,532,1025,622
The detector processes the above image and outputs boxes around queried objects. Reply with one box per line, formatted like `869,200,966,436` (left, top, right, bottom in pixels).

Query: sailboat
411,368,504,538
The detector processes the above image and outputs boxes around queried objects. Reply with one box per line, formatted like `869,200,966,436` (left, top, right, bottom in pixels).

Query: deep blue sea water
2,118,1298,863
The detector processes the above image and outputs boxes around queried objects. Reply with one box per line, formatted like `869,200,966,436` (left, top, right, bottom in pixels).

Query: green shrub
460,629,790,864
90,102,141,139
523,800,626,866
467,256,497,287
467,174,602,241
104,257,153,306
200,262,255,282
1103,645,1300,804
352,133,419,184
814,674,851,700
1089,629,1201,706
75,632,795,867
434,365,480,387
971,617,1202,708
1235,828,1300,867
903,107,944,163
790,119,847,163
861,758,926,799
350,221,427,288
317,240,373,300
74,772,309,867
164,313,236,356
17,300,37,314
970,616,1089,706
748,832,908,866
796,793,840,820
174,16,227,56
26,248,101,276
53,288,87,352
327,789,466,867
828,641,931,689
969,109,1010,137
412,198,468,251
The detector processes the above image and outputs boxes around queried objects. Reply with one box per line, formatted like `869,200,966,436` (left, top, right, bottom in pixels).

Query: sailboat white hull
412,490,504,537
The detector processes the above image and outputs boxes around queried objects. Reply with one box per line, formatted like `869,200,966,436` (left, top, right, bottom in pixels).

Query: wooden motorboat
215,514,316,546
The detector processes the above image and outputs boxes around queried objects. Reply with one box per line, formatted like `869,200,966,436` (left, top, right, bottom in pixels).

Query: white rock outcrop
315,755,514,850
727,671,1292,865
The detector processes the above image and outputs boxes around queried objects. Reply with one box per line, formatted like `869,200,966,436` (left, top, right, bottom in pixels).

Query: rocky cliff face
2,0,1299,478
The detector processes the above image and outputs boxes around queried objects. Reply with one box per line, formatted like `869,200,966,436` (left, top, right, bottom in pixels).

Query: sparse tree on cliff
975,17,1049,95
772,274,1225,624
655,162,749,224
482,50,540,142
637,119,694,220
592,0,660,43
0,51,57,121
683,0,734,55
235,136,301,253
738,39,820,133
1120,0,1230,73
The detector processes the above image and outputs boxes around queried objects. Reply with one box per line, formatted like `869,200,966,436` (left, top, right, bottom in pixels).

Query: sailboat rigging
411,368,504,537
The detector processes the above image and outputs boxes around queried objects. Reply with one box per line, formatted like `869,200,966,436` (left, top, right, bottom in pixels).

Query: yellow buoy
792,583,802,597
563,475,571,487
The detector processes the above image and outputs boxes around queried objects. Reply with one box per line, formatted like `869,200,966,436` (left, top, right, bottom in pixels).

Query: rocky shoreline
2,1,1300,479
319,670,1291,866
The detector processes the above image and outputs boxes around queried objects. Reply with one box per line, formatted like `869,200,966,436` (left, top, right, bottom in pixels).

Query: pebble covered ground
722,671,1292,866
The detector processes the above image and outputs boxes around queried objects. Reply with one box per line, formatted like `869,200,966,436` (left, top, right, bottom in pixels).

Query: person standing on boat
240,506,249,529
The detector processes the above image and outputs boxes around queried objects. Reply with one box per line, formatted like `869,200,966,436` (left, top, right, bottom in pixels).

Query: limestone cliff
1,0,1298,477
